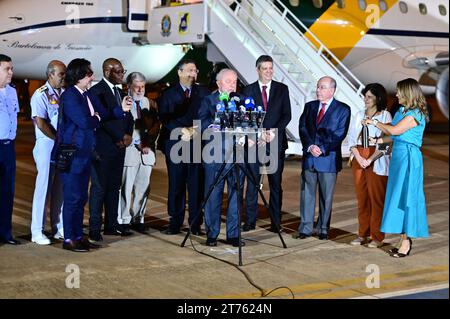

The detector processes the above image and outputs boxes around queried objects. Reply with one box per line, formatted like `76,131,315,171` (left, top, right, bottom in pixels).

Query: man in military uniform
30,60,66,245
0,54,21,245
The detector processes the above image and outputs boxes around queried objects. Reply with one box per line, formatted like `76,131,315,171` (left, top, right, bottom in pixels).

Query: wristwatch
372,119,379,126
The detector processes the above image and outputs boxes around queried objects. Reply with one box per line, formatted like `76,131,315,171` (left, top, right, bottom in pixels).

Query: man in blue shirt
0,54,21,245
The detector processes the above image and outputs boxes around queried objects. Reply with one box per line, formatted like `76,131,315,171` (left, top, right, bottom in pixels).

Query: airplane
0,0,187,83
0,0,448,119
281,0,449,118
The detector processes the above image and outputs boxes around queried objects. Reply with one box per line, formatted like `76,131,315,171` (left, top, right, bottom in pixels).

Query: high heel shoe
390,238,412,258
388,238,403,254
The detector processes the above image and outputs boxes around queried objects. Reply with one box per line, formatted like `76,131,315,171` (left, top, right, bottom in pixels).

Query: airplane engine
436,67,449,119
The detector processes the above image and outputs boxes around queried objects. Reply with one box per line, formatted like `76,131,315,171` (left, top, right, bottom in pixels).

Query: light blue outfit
380,107,429,238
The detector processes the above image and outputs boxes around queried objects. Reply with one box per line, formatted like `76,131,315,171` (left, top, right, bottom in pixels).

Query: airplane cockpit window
312,0,323,9
358,0,367,11
337,0,345,9
399,1,408,14
379,0,388,12
439,4,447,16
419,3,427,15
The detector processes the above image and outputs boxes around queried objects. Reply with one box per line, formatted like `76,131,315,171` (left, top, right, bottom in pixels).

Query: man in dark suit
297,76,351,240
88,58,134,242
242,55,292,233
197,68,245,247
158,59,209,235
59,58,131,252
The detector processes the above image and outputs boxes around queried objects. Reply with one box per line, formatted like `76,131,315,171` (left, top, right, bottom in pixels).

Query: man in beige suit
118,72,160,234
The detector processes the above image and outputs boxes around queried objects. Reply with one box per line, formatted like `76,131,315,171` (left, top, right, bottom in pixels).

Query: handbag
55,144,77,172
53,98,77,172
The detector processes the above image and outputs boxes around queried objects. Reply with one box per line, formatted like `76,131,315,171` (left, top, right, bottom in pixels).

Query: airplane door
127,0,152,32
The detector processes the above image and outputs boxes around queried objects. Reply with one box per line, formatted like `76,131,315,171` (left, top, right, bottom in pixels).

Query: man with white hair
118,72,160,234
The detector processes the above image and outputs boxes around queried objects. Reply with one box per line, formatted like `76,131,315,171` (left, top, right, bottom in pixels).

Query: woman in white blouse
348,83,392,248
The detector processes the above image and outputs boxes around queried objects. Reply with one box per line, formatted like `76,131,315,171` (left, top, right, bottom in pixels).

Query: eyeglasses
181,68,199,74
112,69,127,75
86,70,94,77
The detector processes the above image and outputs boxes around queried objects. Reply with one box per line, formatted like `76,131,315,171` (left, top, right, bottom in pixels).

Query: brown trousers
352,146,387,242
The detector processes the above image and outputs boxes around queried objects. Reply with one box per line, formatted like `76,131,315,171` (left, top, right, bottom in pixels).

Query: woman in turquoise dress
364,78,429,258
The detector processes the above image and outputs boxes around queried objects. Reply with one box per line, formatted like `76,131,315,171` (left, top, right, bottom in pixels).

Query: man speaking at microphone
197,68,245,247
242,55,292,233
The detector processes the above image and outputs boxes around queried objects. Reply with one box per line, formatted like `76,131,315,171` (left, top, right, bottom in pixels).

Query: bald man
297,76,351,240
30,60,66,245
88,58,134,242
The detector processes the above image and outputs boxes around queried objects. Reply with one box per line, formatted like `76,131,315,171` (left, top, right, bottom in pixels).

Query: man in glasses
88,58,134,242
158,59,209,235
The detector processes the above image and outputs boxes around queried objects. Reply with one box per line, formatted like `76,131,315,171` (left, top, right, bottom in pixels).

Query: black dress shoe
81,237,102,249
242,224,256,232
89,232,103,242
227,238,246,247
1,238,22,245
191,228,205,236
103,229,121,236
162,228,181,235
293,233,311,239
268,225,283,233
318,233,328,240
116,224,133,236
63,240,89,252
130,223,148,234
205,238,217,246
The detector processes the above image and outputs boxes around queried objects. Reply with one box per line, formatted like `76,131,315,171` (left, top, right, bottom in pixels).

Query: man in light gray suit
118,72,160,234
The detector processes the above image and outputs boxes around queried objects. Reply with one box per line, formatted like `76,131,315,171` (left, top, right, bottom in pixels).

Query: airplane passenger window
312,0,323,8
379,0,388,12
337,0,345,9
439,4,447,16
358,0,367,11
419,3,427,15
399,1,408,13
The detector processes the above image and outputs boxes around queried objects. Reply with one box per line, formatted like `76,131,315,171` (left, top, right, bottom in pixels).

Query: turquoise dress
380,107,429,238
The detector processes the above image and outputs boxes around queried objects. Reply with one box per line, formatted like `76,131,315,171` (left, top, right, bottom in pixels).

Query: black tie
113,86,122,107
135,100,141,119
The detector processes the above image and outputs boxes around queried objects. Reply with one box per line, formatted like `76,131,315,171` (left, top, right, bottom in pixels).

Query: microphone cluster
214,92,265,130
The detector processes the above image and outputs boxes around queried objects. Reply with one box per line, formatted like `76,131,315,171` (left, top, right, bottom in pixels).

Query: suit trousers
62,166,90,240
0,141,15,241
352,147,387,242
245,148,285,228
299,168,337,236
204,162,244,240
31,138,64,237
118,160,153,225
89,153,125,234
164,151,203,231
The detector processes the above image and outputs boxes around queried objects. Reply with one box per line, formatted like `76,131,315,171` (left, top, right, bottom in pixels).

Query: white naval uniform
30,82,64,238
118,97,155,225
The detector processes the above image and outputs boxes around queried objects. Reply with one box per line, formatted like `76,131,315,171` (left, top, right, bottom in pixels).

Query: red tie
184,88,190,99
317,103,326,124
261,85,268,111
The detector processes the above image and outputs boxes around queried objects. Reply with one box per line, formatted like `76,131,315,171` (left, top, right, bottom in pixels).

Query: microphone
229,92,241,105
244,97,255,111
227,100,237,112
219,91,229,103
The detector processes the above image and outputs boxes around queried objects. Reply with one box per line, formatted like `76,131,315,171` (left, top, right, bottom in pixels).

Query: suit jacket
89,79,134,157
124,97,161,166
242,81,292,151
158,83,209,154
59,86,121,174
299,98,351,173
